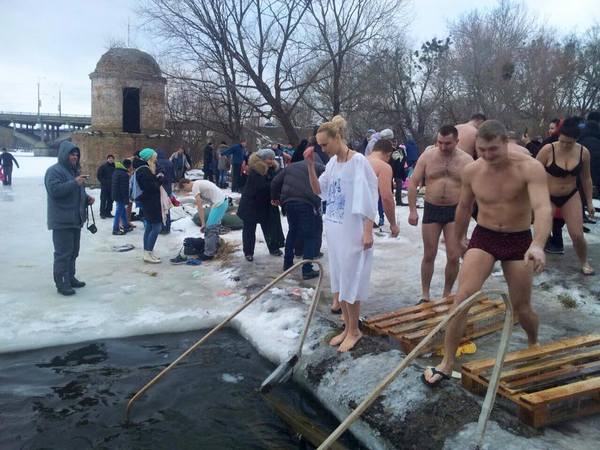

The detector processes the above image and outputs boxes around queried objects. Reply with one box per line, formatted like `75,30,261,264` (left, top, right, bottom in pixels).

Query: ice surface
221,373,245,383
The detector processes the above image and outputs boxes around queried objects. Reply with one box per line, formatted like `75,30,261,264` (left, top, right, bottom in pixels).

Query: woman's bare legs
329,295,348,346
339,301,362,352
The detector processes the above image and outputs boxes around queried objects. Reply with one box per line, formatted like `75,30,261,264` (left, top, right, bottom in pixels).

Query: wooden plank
495,349,600,384
520,377,600,405
364,298,453,323
402,306,507,340
387,302,502,335
505,361,600,394
462,335,600,375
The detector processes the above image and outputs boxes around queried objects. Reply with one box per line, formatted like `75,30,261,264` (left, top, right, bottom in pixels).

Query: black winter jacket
237,154,278,223
580,121,600,186
136,166,162,223
97,162,115,188
271,159,324,209
111,165,130,203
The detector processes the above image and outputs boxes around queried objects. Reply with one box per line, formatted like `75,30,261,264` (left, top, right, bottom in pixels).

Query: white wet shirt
318,153,378,303
191,180,226,206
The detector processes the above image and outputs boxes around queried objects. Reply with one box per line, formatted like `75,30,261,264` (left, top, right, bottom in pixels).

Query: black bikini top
545,143,583,178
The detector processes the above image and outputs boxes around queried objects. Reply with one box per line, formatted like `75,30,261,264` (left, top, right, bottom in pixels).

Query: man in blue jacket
44,141,95,296
221,139,247,193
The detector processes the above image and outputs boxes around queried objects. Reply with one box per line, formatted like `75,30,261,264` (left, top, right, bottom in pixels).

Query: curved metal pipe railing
125,259,324,421
318,289,514,450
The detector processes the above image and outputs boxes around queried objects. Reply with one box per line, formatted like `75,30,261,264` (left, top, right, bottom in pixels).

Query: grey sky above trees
0,0,598,145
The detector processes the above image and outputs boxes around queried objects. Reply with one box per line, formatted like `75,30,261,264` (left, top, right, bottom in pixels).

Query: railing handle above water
318,290,513,450
125,259,324,421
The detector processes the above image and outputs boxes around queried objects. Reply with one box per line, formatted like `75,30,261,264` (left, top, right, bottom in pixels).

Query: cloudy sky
0,0,598,115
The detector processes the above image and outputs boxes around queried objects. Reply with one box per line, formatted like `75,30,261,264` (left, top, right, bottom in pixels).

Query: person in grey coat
44,141,95,296
271,155,324,279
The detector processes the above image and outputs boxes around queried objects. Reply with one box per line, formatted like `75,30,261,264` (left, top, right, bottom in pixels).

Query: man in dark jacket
580,112,600,197
96,154,115,218
0,147,20,186
45,141,95,296
221,139,247,192
170,147,190,181
156,149,175,233
271,156,324,279
203,142,215,182
111,159,132,235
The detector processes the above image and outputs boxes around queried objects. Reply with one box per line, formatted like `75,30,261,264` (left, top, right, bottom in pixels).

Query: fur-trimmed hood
248,152,278,176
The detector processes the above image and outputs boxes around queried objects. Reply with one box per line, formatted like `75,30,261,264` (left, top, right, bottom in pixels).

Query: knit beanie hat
380,128,394,140
139,148,156,161
256,148,276,160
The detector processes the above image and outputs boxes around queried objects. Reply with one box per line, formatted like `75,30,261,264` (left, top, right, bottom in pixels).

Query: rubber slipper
420,367,451,388
582,264,595,276
330,307,342,314
417,298,430,305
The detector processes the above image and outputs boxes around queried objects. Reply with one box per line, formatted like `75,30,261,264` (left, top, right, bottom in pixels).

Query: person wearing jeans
270,154,325,279
136,149,164,263
111,160,132,235
176,179,229,261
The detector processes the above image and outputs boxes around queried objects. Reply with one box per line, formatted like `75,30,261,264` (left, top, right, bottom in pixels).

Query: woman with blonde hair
306,116,379,352
136,148,165,263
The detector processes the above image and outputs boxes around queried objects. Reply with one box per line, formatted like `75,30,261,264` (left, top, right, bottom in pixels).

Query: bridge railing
0,111,91,119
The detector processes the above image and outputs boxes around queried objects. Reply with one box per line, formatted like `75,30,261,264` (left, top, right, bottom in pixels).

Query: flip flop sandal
330,307,342,314
417,298,431,305
582,265,595,276
420,367,451,388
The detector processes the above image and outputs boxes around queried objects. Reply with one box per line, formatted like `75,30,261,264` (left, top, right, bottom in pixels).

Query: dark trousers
204,166,214,183
100,186,113,216
394,177,405,205
378,195,384,225
2,166,13,185
231,163,242,192
242,219,278,256
284,202,319,274
52,228,81,288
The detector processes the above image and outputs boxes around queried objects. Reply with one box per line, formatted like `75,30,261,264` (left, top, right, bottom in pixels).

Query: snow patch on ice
221,373,244,383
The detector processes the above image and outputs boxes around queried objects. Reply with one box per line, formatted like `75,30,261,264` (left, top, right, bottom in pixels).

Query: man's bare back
466,150,540,232
456,123,478,158
420,145,473,206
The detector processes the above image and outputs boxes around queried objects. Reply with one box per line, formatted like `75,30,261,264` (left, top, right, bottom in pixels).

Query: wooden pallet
363,295,514,355
461,335,600,427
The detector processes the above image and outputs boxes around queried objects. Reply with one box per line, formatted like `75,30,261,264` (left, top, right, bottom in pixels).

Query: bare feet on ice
338,331,362,352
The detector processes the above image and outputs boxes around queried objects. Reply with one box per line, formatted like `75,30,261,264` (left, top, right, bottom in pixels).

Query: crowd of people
43,111,599,362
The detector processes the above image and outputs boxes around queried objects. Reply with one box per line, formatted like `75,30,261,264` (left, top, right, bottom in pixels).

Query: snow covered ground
2,156,600,449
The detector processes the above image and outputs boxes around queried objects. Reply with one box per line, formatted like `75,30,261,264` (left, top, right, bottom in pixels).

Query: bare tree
305,0,407,118
143,0,332,144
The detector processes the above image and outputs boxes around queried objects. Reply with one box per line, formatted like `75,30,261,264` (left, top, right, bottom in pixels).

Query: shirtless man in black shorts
408,125,473,302
422,120,551,387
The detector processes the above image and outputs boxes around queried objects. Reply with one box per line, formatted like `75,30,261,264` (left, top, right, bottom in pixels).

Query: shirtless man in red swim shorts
422,120,552,387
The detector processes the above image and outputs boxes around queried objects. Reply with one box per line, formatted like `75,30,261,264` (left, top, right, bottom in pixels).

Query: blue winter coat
44,141,89,230
221,143,246,165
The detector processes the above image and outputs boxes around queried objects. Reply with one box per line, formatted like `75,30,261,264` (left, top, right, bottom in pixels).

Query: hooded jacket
579,121,600,186
237,153,279,222
111,162,130,203
222,143,246,165
44,141,89,230
156,149,175,195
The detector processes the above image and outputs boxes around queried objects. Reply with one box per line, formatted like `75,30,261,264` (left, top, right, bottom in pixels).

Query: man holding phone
44,141,95,296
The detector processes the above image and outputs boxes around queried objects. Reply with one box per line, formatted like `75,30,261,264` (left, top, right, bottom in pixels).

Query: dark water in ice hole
0,328,365,450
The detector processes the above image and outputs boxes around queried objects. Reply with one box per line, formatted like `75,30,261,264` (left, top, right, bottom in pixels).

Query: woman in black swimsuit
536,117,595,275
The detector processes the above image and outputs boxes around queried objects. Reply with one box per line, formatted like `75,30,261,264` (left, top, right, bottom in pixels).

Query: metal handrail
0,111,91,118
125,259,324,421
318,290,514,450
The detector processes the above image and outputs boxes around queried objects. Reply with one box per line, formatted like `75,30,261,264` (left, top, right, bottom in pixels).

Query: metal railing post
125,259,324,421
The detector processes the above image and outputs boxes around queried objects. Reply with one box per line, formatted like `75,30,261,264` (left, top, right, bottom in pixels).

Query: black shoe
112,230,126,235
70,278,86,288
302,270,320,280
57,285,76,296
159,230,170,235
583,226,591,233
245,255,254,262
544,242,564,254
100,215,106,219
584,216,596,224
199,253,214,261
270,249,283,256
170,254,188,265
124,226,134,233
106,213,114,218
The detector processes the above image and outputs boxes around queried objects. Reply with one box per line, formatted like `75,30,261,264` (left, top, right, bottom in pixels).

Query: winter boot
70,278,86,288
144,251,161,264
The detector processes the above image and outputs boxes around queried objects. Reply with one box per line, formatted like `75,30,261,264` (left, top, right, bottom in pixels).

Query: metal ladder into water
124,259,514,450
